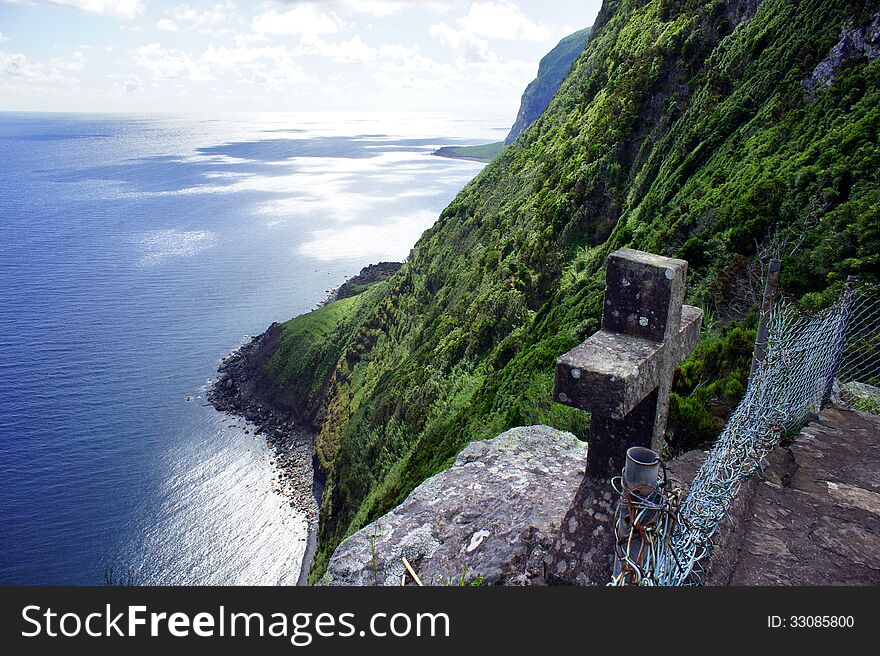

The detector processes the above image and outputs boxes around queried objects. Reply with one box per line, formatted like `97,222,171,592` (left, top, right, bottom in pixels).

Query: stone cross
554,248,702,478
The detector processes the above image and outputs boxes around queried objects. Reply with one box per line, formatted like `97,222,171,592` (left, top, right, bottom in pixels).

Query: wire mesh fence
609,279,880,586
833,285,880,413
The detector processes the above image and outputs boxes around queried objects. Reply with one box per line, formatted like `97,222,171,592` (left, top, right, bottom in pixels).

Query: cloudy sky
0,0,602,116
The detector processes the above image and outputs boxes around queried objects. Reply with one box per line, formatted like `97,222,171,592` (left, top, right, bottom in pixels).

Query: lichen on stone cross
554,248,702,478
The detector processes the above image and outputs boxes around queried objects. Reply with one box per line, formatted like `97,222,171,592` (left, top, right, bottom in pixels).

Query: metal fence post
611,446,661,585
751,258,782,377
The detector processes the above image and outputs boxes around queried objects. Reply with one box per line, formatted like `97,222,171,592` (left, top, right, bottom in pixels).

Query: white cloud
252,5,341,36
2,0,598,113
428,2,551,72
134,42,214,81
0,48,85,83
259,59,311,90
0,33,9,43
160,2,239,35
1,51,33,77
329,34,379,63
296,34,379,64
11,0,144,20
134,42,313,91
343,0,403,16
156,19,180,32
296,35,464,90
118,71,140,91
436,1,550,43
53,49,88,71
461,1,549,40
429,21,493,63
272,0,460,17
372,45,460,91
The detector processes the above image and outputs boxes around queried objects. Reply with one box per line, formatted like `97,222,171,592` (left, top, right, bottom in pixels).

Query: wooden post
822,275,859,405
750,258,782,377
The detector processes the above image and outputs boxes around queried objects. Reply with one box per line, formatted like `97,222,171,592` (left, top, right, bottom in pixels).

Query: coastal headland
208,261,402,583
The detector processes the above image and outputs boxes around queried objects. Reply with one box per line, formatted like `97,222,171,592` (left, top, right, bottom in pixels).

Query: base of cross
545,248,703,584
543,475,617,585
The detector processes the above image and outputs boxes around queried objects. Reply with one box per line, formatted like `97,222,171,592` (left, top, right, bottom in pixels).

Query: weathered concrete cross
554,248,702,478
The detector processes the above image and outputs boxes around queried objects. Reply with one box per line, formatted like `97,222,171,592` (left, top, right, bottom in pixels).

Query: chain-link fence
833,285,880,413
610,280,880,586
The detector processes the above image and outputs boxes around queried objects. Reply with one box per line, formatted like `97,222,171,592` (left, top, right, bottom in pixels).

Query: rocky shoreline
207,261,403,585
208,324,323,586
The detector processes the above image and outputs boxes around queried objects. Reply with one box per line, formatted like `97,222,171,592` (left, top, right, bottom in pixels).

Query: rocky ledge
326,261,402,303
703,405,880,585
322,426,587,586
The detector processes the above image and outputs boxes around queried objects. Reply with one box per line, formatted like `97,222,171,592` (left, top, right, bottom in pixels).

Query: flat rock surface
322,426,587,586
705,406,880,585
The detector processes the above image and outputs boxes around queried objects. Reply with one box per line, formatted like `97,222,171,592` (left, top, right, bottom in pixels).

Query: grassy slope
274,0,878,581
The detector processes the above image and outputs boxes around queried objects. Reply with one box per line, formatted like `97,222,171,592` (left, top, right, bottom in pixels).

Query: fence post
822,275,858,405
750,258,782,377
611,446,661,585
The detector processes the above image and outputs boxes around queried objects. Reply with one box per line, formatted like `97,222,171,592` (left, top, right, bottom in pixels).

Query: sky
0,0,602,116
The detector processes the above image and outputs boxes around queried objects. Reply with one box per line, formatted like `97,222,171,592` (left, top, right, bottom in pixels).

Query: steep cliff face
505,27,592,144
268,0,879,581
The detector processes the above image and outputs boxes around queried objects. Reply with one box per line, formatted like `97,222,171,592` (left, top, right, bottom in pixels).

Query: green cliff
270,0,879,581
434,26,592,163
506,26,593,144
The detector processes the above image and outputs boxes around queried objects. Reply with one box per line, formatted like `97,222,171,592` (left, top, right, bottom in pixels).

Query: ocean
0,111,498,585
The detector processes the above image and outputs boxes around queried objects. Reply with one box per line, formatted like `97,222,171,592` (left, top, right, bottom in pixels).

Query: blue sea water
0,111,497,585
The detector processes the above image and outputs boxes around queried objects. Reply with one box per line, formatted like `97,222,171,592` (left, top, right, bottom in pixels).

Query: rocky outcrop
322,426,587,586
322,405,880,586
335,262,402,301
724,0,762,27
210,323,303,427
802,12,880,97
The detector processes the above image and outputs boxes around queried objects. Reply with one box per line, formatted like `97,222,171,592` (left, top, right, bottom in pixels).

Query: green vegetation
267,0,879,581
667,321,756,454
267,283,388,430
433,27,592,164
439,567,487,587
433,142,505,163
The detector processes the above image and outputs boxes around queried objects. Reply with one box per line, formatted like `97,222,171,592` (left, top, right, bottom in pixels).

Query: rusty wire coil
609,466,682,586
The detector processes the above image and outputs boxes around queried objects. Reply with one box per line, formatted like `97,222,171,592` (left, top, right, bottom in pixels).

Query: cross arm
554,304,703,419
